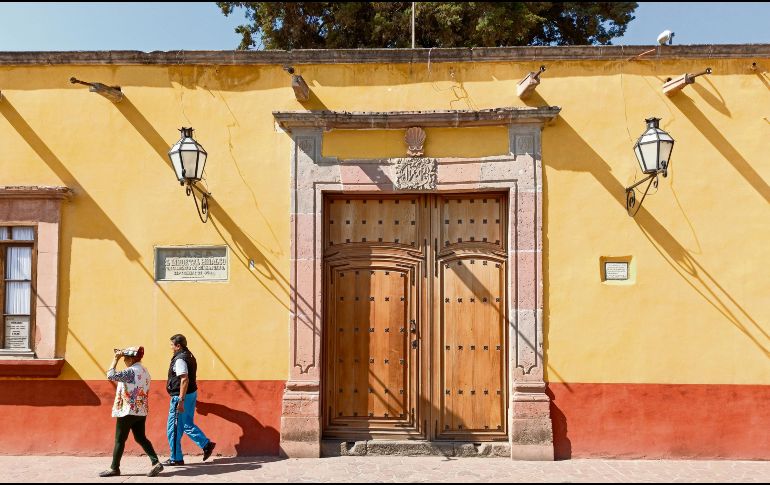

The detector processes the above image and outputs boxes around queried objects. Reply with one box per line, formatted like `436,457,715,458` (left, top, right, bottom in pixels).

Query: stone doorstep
321,440,510,458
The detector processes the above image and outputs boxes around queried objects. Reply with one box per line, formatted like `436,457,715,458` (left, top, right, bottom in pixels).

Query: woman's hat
122,346,144,360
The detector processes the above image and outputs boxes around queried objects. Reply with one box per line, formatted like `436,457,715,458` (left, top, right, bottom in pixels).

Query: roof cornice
0,45,768,66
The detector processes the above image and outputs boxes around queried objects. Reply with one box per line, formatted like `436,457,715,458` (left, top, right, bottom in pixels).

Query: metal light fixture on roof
168,127,211,223
625,117,675,216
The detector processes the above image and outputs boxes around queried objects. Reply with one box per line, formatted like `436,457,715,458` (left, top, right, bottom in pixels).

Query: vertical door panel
324,195,423,438
438,257,506,437
435,194,508,440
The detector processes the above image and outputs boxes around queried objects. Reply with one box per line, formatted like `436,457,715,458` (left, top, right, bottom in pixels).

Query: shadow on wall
528,90,770,360
0,380,284,456
0,100,142,259
207,199,291,313
669,93,770,204
692,79,731,117
115,93,317,347
0,97,141,369
299,82,331,111
545,385,571,460
0,378,101,406
115,95,297,320
755,71,770,91
117,96,295,325
523,88,770,457
0,96,255,391
114,98,173,163
197,401,280,456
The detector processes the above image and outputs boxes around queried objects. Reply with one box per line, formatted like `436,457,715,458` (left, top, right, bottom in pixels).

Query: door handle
410,319,417,333
411,339,418,350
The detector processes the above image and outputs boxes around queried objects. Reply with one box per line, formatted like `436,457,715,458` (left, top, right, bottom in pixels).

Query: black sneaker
162,459,185,466
202,441,216,461
98,468,120,477
147,462,164,477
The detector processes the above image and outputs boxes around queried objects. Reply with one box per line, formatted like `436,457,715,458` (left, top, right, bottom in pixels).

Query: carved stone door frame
276,107,560,460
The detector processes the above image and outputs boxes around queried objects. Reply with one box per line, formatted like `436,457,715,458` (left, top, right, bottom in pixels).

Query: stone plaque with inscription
604,262,629,281
155,246,228,282
4,316,30,350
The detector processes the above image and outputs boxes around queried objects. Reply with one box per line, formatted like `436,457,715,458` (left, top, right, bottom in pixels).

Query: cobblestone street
0,456,768,483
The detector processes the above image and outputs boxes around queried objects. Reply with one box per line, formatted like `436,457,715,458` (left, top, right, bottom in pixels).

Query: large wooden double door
323,193,508,441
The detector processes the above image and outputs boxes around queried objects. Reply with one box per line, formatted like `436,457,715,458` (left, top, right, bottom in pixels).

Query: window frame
0,223,38,357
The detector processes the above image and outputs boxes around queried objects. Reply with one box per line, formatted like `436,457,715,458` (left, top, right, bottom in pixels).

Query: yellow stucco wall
2,56,768,384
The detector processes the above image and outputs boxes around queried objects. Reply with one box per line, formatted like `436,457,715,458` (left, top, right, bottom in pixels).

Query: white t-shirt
174,358,188,376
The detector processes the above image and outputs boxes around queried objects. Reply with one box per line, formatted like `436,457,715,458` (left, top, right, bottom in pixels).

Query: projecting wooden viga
323,193,508,441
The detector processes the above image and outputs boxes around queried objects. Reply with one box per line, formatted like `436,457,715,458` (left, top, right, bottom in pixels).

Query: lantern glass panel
195,150,207,179
640,142,659,172
634,144,644,172
169,150,183,181
659,136,674,166
181,149,200,180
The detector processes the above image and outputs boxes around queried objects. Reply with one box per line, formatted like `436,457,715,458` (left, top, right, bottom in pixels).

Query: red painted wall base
1,380,768,459
0,380,284,456
548,383,770,460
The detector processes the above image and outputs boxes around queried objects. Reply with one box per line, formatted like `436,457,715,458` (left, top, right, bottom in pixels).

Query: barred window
0,227,35,351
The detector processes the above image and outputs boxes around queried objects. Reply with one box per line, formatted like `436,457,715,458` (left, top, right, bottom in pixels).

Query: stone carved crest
405,127,426,157
394,157,437,190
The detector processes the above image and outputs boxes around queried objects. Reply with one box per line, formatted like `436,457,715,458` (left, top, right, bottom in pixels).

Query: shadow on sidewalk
122,457,284,477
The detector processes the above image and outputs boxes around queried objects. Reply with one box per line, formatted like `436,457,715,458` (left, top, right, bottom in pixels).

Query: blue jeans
167,391,210,461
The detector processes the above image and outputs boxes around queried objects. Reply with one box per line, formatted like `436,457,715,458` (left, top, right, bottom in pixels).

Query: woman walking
99,346,163,478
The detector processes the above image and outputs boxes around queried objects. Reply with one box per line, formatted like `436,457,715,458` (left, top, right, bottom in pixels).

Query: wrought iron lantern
625,117,675,216
168,127,211,222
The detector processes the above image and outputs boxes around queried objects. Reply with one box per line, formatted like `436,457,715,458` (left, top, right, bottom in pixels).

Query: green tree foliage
218,2,637,50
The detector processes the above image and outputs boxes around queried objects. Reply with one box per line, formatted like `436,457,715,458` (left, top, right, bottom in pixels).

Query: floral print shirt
107,363,151,417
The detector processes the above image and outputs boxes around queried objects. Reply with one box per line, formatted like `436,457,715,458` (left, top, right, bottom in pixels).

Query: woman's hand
109,349,122,370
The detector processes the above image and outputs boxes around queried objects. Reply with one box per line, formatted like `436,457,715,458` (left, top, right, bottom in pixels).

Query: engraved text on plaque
155,246,229,282
604,262,629,281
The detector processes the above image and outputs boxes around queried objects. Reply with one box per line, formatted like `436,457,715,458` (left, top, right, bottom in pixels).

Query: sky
0,2,768,51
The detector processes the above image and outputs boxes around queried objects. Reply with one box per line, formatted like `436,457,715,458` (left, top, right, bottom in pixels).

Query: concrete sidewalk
0,456,768,483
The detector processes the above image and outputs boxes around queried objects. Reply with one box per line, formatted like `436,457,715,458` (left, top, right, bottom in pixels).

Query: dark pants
111,415,159,470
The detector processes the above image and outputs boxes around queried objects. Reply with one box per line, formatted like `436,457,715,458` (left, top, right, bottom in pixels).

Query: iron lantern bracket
185,181,212,223
625,162,668,217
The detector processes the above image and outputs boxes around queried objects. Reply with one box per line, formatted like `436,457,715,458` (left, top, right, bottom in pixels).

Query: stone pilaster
280,130,340,458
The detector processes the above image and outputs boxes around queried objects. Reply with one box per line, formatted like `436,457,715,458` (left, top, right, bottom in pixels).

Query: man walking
164,334,216,465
